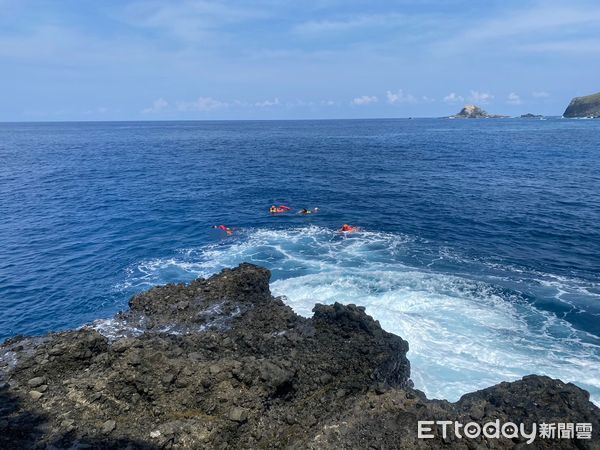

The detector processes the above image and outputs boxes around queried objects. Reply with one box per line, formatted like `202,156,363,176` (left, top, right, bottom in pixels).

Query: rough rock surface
450,104,508,119
563,92,600,118
521,113,543,118
0,264,598,449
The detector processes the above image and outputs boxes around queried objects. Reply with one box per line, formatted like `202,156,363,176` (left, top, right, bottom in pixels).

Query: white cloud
386,89,416,104
519,39,600,54
352,95,378,105
83,106,109,115
320,100,336,106
142,97,169,113
531,91,550,98
507,92,522,105
532,91,550,98
443,92,464,104
469,90,494,104
176,97,228,112
255,98,280,107
442,5,600,51
123,1,268,44
285,99,315,108
294,14,406,36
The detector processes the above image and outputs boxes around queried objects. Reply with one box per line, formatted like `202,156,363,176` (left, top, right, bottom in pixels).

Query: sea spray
119,226,600,404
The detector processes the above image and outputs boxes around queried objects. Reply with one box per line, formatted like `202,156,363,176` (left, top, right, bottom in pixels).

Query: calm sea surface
1,118,599,401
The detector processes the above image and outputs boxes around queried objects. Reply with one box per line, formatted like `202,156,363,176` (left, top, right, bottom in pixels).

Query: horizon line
0,115,568,125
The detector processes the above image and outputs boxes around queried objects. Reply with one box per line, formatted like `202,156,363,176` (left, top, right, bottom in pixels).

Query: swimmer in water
212,225,233,236
299,207,319,215
339,224,358,233
270,205,292,214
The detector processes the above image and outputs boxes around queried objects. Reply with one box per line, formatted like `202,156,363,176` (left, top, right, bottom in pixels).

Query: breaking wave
117,226,600,404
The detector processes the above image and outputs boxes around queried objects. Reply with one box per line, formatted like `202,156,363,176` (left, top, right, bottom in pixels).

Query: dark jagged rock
521,113,544,118
450,104,509,119
0,264,598,449
312,376,599,449
563,92,600,118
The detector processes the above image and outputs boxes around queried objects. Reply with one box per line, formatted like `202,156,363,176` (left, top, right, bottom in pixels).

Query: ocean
1,118,599,403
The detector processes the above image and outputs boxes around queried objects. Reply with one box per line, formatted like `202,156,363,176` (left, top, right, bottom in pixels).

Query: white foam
89,301,246,340
118,226,600,404
87,317,145,341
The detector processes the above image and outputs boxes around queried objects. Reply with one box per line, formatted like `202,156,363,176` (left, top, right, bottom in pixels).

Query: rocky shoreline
1,264,598,449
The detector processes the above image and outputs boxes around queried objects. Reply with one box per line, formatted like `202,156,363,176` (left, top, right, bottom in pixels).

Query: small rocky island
521,113,544,119
450,104,508,119
1,264,598,449
563,92,600,118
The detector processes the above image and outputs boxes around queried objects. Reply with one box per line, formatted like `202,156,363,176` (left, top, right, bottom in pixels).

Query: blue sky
1,0,600,120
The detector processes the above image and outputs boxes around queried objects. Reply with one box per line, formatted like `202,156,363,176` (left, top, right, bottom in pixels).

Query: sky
1,0,600,121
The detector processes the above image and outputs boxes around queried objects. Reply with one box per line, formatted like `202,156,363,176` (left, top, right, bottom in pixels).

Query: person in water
212,225,233,236
270,205,291,214
340,224,357,233
299,207,319,215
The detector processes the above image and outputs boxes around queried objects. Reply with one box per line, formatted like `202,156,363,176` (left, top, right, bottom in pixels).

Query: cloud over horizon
352,95,378,106
386,90,417,104
176,97,229,112
507,92,522,105
1,0,599,120
142,98,169,114
443,93,465,104
469,91,495,105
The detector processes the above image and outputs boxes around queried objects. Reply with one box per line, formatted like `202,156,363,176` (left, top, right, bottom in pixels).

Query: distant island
449,104,509,119
563,92,600,118
520,113,543,119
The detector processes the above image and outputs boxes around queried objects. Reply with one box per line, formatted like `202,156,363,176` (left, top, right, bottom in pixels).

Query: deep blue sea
1,118,599,403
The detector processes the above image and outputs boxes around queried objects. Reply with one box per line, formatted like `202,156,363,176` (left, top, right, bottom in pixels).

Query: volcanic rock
450,104,509,119
0,263,597,449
